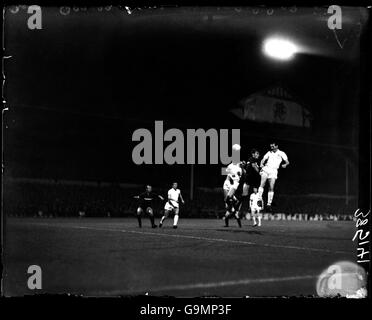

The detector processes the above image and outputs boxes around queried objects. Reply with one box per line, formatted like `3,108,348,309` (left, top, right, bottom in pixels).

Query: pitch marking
31,223,350,254
93,274,317,295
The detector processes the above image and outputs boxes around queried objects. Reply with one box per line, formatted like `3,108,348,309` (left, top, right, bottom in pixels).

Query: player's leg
240,183,249,217
225,198,237,224
146,207,157,228
136,207,143,227
173,208,179,229
223,184,231,227
159,208,170,227
223,187,229,202
258,171,268,201
237,201,243,218
257,210,262,226
242,183,249,197
224,205,231,227
266,178,276,211
234,198,242,227
252,209,257,226
224,199,235,227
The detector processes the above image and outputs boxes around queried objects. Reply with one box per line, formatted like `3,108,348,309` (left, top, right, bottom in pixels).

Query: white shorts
223,179,231,192
251,207,261,214
260,166,278,180
164,201,179,212
223,178,239,192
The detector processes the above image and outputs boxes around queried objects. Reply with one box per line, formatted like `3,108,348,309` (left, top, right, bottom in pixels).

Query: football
232,144,241,151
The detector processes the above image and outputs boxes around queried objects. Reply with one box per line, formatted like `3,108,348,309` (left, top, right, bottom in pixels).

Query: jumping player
245,149,261,195
134,185,164,228
159,182,185,229
249,188,263,226
258,142,289,212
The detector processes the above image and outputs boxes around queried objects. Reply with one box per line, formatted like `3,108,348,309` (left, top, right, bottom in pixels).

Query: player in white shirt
258,142,289,212
249,188,263,226
159,182,185,229
223,161,243,198
223,161,243,228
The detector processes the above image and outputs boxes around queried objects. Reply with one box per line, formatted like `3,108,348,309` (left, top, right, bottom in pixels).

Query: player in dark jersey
134,185,164,228
242,149,263,212
245,149,261,194
229,149,261,223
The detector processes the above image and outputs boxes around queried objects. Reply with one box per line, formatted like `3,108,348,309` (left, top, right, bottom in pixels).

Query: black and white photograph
2,5,371,300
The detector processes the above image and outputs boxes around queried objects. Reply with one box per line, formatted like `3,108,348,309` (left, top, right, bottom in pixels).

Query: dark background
3,6,370,211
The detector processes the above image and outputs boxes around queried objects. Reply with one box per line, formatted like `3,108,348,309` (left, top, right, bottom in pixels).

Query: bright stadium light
263,38,298,60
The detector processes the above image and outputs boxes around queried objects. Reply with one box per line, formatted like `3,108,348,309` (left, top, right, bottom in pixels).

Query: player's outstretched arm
179,193,185,204
281,160,289,168
281,153,290,168
158,194,164,200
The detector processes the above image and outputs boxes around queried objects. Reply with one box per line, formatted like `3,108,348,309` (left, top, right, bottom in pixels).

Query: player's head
253,187,258,193
251,148,260,159
270,142,278,152
145,185,152,192
172,182,178,190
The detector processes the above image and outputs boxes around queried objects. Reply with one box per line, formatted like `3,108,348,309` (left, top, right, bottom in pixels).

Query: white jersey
262,150,288,170
250,193,261,210
167,188,181,208
226,162,242,182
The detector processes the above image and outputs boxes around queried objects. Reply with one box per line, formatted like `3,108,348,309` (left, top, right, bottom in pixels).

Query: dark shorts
138,206,153,213
246,173,261,188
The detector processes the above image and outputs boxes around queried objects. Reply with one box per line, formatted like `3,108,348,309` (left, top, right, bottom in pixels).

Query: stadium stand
4,178,356,220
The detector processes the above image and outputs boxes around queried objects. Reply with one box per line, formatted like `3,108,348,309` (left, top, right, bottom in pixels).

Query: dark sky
3,6,369,184
5,7,365,115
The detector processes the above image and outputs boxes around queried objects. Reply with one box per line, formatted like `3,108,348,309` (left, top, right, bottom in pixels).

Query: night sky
3,6,369,188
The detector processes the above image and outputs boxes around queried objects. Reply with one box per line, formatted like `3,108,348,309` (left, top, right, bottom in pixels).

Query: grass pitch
3,217,357,297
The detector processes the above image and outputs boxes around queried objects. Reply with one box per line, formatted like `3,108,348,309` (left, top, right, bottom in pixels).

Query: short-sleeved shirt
168,188,181,208
263,150,288,170
226,162,242,182
137,192,161,208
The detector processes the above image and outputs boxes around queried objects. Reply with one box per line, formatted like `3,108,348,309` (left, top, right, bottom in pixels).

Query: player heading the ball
222,144,244,228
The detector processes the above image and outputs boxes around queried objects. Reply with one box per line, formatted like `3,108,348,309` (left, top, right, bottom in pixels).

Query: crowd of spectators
4,180,357,219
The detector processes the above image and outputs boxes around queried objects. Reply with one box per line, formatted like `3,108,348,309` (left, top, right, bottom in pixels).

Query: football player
159,182,185,229
134,185,164,228
258,142,289,212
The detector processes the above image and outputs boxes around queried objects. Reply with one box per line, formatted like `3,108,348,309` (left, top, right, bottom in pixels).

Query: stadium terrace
132,121,240,165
